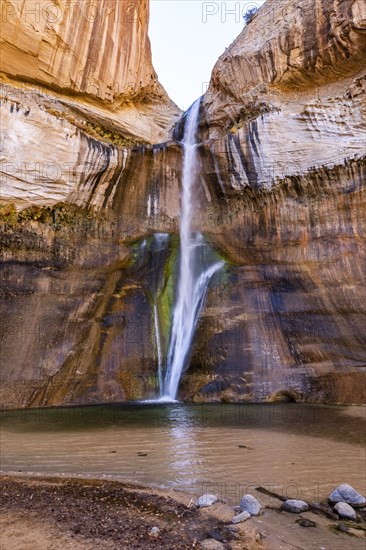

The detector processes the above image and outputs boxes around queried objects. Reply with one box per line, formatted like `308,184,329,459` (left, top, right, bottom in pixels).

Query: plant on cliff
44,107,144,148
243,7,258,25
228,101,277,133
0,203,18,228
0,203,104,231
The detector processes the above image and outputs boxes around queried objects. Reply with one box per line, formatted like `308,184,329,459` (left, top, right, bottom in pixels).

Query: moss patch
0,202,104,231
44,107,145,148
117,371,143,400
155,237,179,356
228,100,277,133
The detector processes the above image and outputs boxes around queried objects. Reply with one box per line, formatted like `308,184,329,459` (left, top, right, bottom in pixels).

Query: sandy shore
0,475,265,550
1,474,365,549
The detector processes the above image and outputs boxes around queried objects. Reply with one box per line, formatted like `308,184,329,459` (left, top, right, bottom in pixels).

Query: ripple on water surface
1,403,365,503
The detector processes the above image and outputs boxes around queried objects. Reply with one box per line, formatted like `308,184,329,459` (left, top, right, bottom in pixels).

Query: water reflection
166,406,204,487
1,404,365,501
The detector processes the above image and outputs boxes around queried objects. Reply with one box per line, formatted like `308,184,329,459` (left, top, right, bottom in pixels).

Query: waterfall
154,302,164,394
153,233,169,395
161,99,223,400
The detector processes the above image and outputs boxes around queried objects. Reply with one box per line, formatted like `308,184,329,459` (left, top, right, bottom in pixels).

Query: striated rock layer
203,0,366,134
0,0,365,407
0,0,181,145
186,0,366,402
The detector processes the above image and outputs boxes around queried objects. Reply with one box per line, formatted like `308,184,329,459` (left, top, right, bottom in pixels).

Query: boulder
195,494,218,508
328,484,366,508
239,494,261,516
282,499,309,513
334,502,357,520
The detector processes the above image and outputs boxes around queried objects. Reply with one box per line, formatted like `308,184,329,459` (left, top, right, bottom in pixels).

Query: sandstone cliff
0,0,365,407
204,0,366,132
188,0,366,402
115,0,365,404
0,0,180,183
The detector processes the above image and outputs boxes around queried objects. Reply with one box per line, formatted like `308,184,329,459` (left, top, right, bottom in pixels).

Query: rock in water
282,499,310,513
195,494,218,508
334,502,357,520
232,511,251,524
328,484,366,508
239,494,262,516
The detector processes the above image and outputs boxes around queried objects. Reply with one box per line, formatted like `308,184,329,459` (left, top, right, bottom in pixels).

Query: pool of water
1,403,365,507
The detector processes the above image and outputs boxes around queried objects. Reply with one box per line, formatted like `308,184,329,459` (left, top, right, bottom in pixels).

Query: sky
149,0,265,110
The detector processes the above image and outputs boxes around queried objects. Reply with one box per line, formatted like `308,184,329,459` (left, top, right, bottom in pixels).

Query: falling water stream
160,100,223,400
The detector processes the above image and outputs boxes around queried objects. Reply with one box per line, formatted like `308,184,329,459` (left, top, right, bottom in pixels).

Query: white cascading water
154,302,164,393
161,99,223,400
152,233,169,394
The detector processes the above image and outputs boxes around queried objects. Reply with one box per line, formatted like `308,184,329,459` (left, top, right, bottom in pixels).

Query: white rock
195,494,218,508
282,499,309,513
148,526,160,537
200,540,225,550
328,484,366,508
232,510,251,524
334,502,357,520
239,494,261,516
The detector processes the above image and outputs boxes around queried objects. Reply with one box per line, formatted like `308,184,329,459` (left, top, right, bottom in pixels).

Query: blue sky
149,0,265,110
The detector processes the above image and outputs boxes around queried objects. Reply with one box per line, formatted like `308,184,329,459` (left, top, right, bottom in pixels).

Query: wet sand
0,475,264,550
1,474,366,550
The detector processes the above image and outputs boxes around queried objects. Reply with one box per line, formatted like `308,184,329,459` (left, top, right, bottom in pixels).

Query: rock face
0,84,182,210
0,0,181,408
203,0,366,134
0,0,365,408
0,0,180,145
2,0,156,101
184,0,366,403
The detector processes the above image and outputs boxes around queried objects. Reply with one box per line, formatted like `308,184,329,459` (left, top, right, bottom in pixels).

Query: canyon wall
0,0,181,197
185,0,366,402
0,0,182,407
0,0,365,407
